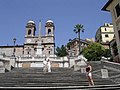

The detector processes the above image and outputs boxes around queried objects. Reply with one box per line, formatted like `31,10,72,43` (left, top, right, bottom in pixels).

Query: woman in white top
43,58,48,72
47,58,51,72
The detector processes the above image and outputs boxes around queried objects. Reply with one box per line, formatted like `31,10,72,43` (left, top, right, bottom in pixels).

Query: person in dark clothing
86,63,94,86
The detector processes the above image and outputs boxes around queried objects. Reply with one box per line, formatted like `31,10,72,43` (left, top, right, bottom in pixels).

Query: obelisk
36,20,42,56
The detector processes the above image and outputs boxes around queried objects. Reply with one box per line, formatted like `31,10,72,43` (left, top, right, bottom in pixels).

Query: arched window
28,29,31,35
49,51,50,54
48,29,51,35
34,48,37,51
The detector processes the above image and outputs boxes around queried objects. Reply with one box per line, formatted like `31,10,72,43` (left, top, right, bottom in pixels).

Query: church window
27,51,29,55
23,50,24,54
28,29,31,35
34,48,36,51
48,29,51,35
49,51,50,54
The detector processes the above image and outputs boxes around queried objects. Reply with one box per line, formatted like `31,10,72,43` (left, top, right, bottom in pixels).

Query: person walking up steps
43,58,48,72
47,57,52,72
86,62,94,86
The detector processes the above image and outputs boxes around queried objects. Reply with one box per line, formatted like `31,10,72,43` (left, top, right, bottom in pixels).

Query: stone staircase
0,67,119,89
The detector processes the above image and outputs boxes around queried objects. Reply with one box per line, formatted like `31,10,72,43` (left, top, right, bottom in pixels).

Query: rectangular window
105,28,107,31
115,4,120,17
118,30,120,41
105,34,109,37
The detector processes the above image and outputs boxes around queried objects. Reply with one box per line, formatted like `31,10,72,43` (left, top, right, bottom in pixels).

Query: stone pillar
0,61,5,73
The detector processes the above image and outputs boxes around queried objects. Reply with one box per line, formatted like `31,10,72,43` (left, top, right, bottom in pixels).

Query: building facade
95,23,114,49
102,0,120,61
66,38,94,56
0,19,55,58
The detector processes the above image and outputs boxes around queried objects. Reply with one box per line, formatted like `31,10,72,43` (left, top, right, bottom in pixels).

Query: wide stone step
0,77,113,84
0,67,117,89
12,67,73,72
0,82,88,87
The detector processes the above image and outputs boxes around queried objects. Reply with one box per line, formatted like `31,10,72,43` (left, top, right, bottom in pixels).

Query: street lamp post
13,38,16,56
13,38,16,67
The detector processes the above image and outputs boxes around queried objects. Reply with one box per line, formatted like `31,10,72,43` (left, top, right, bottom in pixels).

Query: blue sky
0,0,111,47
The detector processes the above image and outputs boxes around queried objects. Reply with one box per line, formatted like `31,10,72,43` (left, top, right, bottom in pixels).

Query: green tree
55,45,68,57
82,42,105,61
102,49,111,58
74,24,84,54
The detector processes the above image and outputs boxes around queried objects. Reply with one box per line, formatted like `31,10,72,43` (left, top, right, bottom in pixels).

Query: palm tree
74,24,84,55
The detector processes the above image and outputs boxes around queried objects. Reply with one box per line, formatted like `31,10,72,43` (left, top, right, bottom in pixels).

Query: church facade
0,19,55,58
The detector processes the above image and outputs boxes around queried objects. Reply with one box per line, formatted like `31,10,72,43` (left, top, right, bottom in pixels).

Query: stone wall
101,60,120,72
